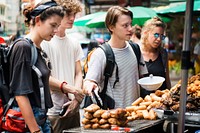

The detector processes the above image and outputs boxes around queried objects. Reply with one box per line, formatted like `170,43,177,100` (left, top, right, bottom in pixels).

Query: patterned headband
30,1,58,17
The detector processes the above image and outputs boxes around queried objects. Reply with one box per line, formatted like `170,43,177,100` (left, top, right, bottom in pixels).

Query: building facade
0,0,186,36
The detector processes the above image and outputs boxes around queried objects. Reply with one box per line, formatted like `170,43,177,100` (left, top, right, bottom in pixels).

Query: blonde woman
140,16,171,98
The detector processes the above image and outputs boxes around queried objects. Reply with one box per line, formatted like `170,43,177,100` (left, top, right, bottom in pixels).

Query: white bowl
137,75,165,91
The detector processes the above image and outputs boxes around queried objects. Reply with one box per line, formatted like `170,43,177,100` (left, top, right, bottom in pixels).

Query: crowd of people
1,0,199,133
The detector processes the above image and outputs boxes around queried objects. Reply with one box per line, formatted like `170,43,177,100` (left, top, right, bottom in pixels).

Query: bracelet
33,129,40,133
60,81,67,94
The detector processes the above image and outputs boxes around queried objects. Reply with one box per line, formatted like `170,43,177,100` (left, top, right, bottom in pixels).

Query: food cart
64,73,200,133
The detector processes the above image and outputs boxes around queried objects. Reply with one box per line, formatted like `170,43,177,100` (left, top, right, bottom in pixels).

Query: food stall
64,74,200,133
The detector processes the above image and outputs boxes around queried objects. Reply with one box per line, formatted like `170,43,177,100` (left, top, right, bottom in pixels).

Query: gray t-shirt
85,42,148,108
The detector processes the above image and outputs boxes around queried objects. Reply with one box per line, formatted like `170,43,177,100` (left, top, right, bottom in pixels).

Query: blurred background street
1,0,200,92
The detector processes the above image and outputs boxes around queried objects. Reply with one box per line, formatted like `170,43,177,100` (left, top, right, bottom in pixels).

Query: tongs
91,88,103,107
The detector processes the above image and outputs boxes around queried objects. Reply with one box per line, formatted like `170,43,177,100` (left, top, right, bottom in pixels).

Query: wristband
60,81,67,94
33,129,40,133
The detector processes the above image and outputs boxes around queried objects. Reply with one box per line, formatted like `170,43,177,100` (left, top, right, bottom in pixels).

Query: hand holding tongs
91,87,103,107
94,88,103,106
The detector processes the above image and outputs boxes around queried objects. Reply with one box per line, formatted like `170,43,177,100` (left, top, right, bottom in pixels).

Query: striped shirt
85,41,148,108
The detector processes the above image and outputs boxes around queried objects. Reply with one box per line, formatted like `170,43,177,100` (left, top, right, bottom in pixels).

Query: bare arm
15,95,40,133
74,60,83,89
49,76,84,103
60,61,83,118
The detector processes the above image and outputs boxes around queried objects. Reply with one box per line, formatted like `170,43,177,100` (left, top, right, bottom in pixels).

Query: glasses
154,33,166,40
40,50,52,71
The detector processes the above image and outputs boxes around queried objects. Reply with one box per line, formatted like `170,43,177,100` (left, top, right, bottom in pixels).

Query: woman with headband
8,1,64,133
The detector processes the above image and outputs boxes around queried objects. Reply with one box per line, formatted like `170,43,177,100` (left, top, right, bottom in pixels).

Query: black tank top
140,53,167,98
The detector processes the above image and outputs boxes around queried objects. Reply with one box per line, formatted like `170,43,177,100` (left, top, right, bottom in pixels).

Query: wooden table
63,119,164,133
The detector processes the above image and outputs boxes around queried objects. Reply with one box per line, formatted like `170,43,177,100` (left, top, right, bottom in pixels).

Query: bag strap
25,38,45,110
32,65,45,110
25,38,38,66
2,97,14,122
99,42,119,96
128,40,145,68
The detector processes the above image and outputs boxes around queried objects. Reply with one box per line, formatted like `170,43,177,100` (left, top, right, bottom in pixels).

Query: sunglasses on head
154,33,166,40
40,50,52,71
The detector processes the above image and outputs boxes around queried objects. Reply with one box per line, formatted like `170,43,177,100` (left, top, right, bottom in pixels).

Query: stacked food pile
82,104,128,129
82,74,200,129
162,73,200,112
125,89,170,121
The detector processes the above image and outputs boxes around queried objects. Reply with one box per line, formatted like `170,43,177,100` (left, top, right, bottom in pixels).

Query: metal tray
154,109,200,124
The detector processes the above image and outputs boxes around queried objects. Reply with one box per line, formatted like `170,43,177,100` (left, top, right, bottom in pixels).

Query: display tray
63,119,164,133
154,108,200,124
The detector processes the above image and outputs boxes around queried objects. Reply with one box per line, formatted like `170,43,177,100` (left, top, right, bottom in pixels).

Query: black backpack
83,41,143,109
0,38,38,109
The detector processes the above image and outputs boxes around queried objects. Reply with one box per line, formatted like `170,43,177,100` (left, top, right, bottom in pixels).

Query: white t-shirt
41,35,84,115
85,42,148,108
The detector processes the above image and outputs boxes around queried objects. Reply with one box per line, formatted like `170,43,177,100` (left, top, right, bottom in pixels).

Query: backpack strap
25,38,38,66
128,40,145,68
32,65,45,110
25,38,45,110
25,38,45,109
99,42,119,96
160,47,168,72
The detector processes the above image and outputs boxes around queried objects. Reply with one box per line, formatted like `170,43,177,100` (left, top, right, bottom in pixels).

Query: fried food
108,118,118,125
90,118,99,123
84,104,100,113
99,118,108,125
101,110,111,119
142,110,150,120
144,95,152,102
99,123,110,129
131,97,143,106
81,118,90,125
83,111,93,119
149,109,157,120
92,123,100,129
93,109,105,118
84,124,91,129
